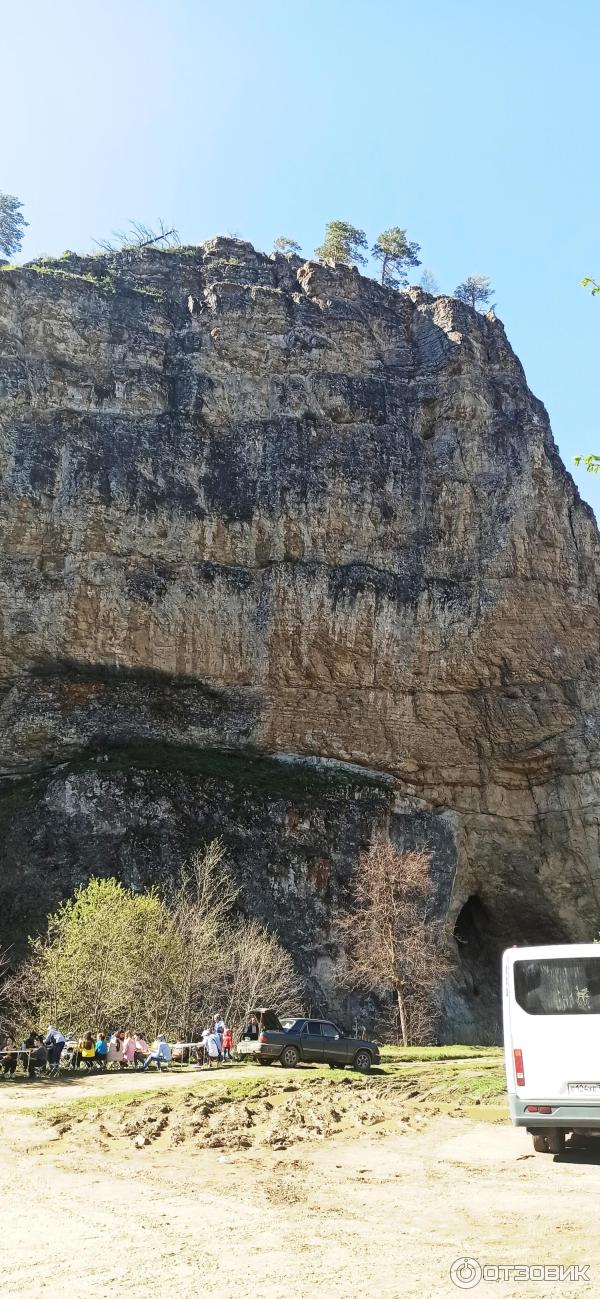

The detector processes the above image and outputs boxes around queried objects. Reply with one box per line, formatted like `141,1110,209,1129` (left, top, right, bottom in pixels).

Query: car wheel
329,1062,339,1069
281,1045,299,1069
532,1133,549,1153
353,1049,372,1073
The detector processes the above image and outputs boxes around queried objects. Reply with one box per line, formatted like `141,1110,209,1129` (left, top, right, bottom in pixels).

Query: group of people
194,1014,233,1067
0,1013,235,1079
0,1027,170,1078
71,1030,159,1071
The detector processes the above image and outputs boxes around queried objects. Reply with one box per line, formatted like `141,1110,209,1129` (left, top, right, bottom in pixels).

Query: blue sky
3,0,599,515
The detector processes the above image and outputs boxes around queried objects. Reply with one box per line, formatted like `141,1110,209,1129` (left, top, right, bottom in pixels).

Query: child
95,1034,108,1069
79,1033,96,1069
222,1025,233,1061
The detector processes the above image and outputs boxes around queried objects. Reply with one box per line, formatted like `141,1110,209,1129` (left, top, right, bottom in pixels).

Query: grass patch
25,1057,510,1159
65,743,392,804
424,1063,506,1105
39,1088,156,1123
22,264,116,291
0,743,392,829
129,285,164,300
37,1071,278,1125
8,260,163,301
383,1060,506,1107
380,1044,502,1063
33,1055,507,1131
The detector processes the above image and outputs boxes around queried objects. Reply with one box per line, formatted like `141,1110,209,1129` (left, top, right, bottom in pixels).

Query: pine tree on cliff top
454,274,494,310
372,227,421,289
315,220,368,266
273,236,302,255
0,193,27,258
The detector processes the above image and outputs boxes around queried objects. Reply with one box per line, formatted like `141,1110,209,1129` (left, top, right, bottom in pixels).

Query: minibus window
514,958,600,1015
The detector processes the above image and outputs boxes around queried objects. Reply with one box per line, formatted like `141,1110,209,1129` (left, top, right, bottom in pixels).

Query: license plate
568,1082,600,1097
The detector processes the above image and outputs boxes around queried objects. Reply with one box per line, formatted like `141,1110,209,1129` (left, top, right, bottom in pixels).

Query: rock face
0,238,598,1039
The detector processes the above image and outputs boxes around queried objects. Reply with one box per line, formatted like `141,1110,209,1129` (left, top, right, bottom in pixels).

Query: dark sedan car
237,1009,379,1072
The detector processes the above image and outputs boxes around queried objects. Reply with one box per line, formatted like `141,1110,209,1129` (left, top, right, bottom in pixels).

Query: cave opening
453,893,492,955
453,893,502,1018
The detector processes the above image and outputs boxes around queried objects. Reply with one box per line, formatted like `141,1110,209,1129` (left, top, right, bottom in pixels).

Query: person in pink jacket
133,1034,150,1068
122,1032,137,1068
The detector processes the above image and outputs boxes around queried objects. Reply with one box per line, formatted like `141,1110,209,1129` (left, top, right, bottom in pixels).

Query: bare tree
217,919,303,1036
169,843,303,1037
0,946,15,1033
338,840,450,1046
169,839,238,1039
93,218,179,254
420,269,440,295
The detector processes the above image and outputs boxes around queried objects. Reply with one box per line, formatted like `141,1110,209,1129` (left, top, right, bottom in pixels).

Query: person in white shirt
206,1031,222,1068
142,1035,172,1071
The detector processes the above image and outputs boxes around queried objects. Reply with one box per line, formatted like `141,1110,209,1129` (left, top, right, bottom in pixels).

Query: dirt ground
1,1065,599,1299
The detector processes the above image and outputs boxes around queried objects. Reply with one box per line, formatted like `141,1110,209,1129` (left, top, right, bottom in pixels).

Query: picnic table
0,1047,39,1075
171,1041,204,1065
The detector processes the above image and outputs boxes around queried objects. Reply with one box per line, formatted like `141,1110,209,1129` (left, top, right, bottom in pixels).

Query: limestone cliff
0,238,598,1038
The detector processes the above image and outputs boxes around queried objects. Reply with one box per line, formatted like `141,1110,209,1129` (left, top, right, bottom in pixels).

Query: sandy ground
1,1069,599,1299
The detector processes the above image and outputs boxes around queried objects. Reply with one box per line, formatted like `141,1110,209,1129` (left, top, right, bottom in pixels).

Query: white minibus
503,943,600,1154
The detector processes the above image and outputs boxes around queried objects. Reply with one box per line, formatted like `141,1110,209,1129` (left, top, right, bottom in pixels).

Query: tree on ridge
0,193,27,258
454,274,494,310
372,226,421,289
315,220,368,266
420,268,440,295
273,236,302,255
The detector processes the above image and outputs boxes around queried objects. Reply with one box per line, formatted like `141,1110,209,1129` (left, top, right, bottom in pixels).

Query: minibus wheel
545,1129,565,1155
532,1130,565,1154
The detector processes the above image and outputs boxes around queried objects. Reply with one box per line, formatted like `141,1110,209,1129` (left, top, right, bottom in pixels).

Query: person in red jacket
222,1026,233,1061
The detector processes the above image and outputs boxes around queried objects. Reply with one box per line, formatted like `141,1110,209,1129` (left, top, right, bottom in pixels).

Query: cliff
0,237,598,1038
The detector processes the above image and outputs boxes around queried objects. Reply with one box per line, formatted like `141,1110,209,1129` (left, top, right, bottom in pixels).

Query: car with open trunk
236,1009,379,1072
